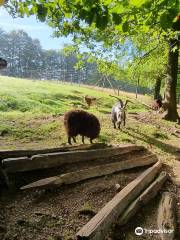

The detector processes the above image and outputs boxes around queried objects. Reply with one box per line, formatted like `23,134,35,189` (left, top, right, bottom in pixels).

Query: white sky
0,7,72,50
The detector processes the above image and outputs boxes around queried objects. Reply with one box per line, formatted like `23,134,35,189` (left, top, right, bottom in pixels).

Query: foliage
4,0,180,120
127,34,169,89
6,0,179,41
0,28,102,83
5,0,179,89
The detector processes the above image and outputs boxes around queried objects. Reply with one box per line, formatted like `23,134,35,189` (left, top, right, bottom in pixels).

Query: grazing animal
84,95,97,108
64,110,101,144
151,99,163,111
0,58,7,69
110,96,130,129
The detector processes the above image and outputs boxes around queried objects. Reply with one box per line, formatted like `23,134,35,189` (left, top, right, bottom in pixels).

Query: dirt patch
1,169,143,240
0,149,179,240
1,170,178,240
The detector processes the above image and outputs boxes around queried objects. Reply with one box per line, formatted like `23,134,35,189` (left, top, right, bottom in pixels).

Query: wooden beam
0,143,108,160
157,192,177,240
0,166,10,187
118,171,168,225
20,154,157,190
76,161,162,240
2,145,144,173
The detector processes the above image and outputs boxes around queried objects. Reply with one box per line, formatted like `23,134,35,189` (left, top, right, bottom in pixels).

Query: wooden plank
0,143,108,160
171,160,180,186
76,161,162,240
2,145,144,173
0,166,10,187
157,192,177,240
118,171,168,225
20,154,157,190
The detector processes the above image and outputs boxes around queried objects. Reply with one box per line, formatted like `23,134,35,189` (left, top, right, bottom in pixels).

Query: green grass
0,76,145,116
0,75,179,165
0,76,146,146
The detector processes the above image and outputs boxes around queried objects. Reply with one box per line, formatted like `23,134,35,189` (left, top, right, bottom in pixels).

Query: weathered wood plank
0,143,108,160
76,161,162,240
20,154,157,190
118,171,168,225
0,166,10,187
157,192,177,240
2,144,144,173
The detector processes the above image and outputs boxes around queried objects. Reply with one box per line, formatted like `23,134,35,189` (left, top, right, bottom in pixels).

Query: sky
0,7,72,50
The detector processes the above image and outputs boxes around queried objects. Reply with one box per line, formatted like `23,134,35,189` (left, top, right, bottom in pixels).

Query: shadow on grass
123,127,180,156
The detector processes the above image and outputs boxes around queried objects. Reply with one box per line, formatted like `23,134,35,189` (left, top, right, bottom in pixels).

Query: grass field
0,76,179,165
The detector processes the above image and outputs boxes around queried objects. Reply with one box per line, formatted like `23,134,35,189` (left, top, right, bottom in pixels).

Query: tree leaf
122,21,129,32
129,0,148,8
112,13,122,25
37,4,48,22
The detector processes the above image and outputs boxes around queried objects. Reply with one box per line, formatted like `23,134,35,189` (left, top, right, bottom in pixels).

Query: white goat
110,95,130,129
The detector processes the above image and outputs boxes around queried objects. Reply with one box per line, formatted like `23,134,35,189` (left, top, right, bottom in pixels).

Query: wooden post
136,77,139,99
0,143,108,160
2,145,143,173
118,171,168,225
157,192,177,240
76,161,162,240
20,154,157,190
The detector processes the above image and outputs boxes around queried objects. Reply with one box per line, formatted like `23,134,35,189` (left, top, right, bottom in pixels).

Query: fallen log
118,171,168,225
157,192,177,240
2,144,143,173
0,143,107,160
76,161,162,240
20,154,157,190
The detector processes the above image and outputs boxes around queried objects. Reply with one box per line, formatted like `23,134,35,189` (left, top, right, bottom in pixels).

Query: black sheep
64,110,101,144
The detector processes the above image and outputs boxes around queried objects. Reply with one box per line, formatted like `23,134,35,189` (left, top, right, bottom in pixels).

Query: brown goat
151,99,163,111
64,110,101,144
84,95,97,108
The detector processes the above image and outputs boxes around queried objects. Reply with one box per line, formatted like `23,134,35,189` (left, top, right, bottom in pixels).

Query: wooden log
0,143,108,160
20,154,157,190
157,192,177,240
0,166,10,187
118,171,168,225
2,144,144,173
76,161,162,240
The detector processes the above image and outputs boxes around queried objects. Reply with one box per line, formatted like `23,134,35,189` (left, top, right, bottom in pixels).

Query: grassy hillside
0,76,179,166
0,76,145,115
0,76,145,147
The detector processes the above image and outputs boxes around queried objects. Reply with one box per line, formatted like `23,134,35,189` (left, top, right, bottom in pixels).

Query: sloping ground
0,170,142,240
0,76,180,239
0,158,177,240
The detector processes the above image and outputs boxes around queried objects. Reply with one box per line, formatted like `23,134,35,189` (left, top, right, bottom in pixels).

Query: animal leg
90,138,93,144
123,113,126,126
113,122,116,129
118,122,121,129
82,136,85,144
73,137,76,143
68,137,72,145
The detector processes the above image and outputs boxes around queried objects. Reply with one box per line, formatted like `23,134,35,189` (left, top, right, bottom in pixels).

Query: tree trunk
154,76,162,100
163,38,179,122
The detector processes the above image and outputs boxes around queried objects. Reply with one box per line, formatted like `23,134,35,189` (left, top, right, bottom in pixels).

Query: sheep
64,110,101,145
110,95,131,129
84,95,97,108
0,58,7,69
